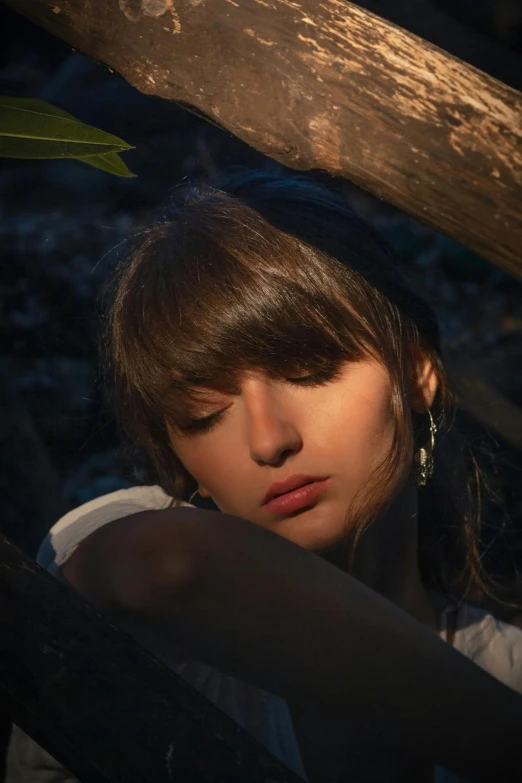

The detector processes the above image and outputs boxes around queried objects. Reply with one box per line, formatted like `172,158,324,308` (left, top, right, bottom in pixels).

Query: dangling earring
413,409,437,487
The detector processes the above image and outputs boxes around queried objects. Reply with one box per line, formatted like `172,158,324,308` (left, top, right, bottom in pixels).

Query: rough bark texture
4,0,522,279
0,533,303,783
358,0,522,91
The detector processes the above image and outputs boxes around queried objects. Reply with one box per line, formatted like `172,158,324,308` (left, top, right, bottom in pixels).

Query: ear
197,484,211,498
407,347,438,414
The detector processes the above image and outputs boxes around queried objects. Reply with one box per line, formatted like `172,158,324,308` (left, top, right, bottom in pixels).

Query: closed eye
180,408,228,434
285,369,338,386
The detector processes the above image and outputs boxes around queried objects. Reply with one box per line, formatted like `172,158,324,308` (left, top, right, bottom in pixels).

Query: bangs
110,198,380,430
107,172,504,617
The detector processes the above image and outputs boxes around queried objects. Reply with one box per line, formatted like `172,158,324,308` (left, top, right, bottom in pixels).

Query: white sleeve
5,724,80,783
36,485,192,576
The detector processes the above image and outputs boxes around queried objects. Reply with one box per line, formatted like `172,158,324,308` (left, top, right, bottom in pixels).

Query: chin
273,508,347,553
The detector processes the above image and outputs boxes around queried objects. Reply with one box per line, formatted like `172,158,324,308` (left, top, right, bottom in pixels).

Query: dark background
1,1,522,778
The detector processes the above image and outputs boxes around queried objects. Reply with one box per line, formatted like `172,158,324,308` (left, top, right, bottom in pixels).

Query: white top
6,486,522,783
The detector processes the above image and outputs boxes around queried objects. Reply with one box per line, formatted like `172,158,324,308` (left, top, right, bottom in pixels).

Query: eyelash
285,370,338,387
181,409,227,434
181,372,334,434
286,373,326,386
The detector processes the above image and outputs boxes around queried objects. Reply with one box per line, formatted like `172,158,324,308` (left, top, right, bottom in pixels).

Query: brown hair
103,169,521,616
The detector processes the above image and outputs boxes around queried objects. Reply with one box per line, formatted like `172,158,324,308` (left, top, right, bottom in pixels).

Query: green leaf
2,98,137,177
0,96,83,121
77,151,136,178
0,96,136,177
0,96,136,176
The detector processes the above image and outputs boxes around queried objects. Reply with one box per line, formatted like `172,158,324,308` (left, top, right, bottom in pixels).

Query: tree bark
4,0,522,279
358,0,522,91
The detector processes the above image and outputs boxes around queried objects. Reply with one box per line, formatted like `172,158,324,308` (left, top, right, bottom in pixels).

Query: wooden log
4,0,522,279
0,533,303,783
357,0,522,91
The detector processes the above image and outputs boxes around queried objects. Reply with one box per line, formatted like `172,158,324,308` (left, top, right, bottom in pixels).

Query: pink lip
262,477,330,515
263,474,326,505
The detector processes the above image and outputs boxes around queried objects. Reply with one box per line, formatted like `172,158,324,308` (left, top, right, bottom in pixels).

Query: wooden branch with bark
4,0,522,279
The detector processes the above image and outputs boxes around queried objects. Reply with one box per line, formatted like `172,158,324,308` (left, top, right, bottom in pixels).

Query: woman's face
168,358,406,553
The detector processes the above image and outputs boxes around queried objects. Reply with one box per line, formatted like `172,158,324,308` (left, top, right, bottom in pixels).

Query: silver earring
413,409,437,487
189,489,200,504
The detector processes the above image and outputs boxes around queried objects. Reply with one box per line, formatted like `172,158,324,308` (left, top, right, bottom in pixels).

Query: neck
323,484,440,634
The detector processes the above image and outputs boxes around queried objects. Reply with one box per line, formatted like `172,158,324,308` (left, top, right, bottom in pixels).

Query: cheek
173,434,242,496
322,386,395,472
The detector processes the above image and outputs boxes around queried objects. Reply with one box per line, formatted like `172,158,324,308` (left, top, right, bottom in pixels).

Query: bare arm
60,506,520,781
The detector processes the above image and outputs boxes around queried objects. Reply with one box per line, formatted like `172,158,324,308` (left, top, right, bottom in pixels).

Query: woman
7,170,522,782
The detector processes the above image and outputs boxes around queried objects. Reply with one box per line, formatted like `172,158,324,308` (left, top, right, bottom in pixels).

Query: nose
243,378,303,466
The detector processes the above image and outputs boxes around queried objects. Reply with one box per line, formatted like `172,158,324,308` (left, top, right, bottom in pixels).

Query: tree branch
4,0,522,278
